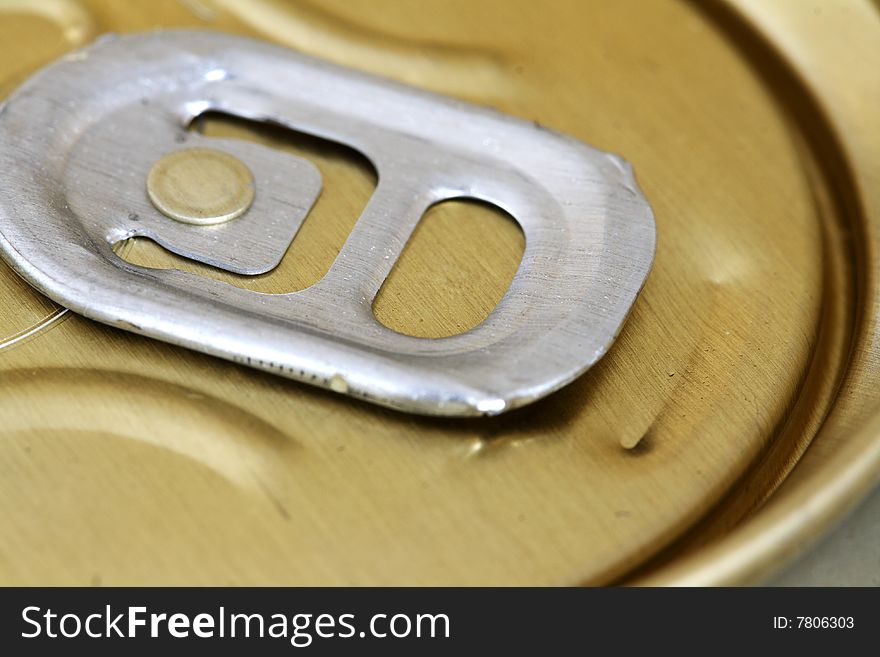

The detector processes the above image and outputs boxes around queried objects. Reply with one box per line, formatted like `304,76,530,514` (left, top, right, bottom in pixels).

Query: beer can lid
0,0,877,585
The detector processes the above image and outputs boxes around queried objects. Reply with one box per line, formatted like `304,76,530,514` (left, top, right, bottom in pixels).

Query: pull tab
0,31,655,416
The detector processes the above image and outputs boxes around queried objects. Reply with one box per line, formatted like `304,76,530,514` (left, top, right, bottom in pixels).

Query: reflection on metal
199,0,515,99
0,0,96,46
0,307,68,352
0,30,655,416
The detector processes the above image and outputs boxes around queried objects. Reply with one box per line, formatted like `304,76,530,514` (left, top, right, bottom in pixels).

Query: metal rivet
146,148,255,225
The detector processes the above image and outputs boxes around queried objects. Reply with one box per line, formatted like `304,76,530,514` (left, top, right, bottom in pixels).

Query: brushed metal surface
0,30,655,417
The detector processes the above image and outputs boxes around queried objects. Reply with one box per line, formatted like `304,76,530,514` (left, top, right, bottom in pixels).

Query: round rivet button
147,148,255,225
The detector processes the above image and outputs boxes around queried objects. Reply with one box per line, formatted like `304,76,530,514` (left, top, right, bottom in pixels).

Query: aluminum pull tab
0,31,655,416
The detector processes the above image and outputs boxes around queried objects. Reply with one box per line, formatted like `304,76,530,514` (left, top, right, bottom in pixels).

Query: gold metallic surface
146,148,256,226
0,0,877,585
635,0,880,585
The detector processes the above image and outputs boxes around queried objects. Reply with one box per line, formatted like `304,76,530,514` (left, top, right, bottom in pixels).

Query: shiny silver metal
0,30,655,416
